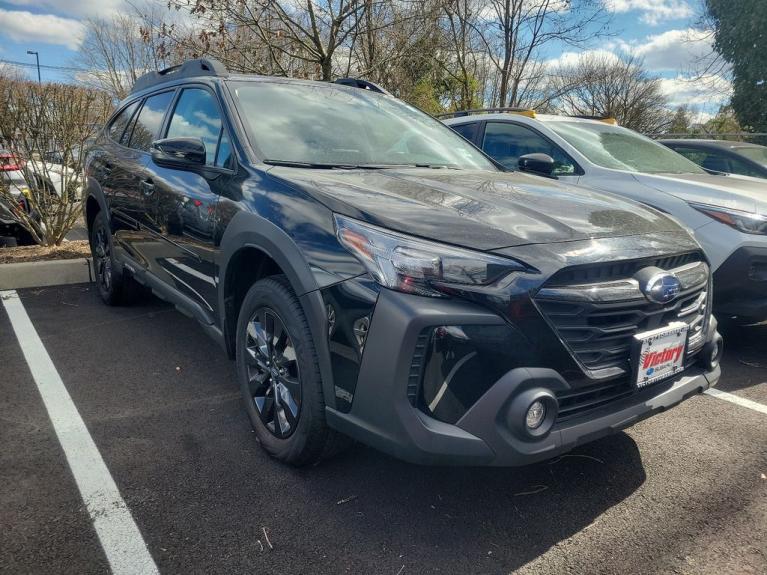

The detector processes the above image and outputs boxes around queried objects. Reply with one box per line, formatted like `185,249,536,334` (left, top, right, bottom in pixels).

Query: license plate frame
631,321,688,389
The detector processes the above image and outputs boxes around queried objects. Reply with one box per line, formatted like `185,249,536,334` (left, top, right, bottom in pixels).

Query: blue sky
0,0,727,118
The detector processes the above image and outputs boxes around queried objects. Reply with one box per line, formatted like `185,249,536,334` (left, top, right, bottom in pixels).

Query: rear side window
674,147,738,174
726,157,764,178
165,88,230,167
108,101,139,143
129,91,175,152
450,122,478,144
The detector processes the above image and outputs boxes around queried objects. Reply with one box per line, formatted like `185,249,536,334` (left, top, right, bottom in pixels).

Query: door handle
140,179,155,196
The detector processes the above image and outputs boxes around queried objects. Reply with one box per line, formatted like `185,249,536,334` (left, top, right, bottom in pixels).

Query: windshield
547,121,706,175
734,145,767,165
229,81,495,170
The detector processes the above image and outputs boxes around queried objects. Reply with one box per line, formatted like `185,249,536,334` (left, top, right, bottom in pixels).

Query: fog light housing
525,400,546,430
507,389,558,439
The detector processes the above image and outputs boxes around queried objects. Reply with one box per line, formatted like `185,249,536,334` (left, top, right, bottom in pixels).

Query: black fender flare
218,211,337,409
84,177,109,233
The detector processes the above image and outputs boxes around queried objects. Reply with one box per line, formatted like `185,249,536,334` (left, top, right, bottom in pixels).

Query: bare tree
437,0,485,110
165,0,369,80
75,9,169,100
0,79,112,246
478,0,610,107
551,53,672,133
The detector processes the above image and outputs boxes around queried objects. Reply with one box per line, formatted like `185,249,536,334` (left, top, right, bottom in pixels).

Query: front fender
218,210,340,409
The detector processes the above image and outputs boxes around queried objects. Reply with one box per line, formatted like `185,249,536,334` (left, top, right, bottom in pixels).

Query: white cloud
544,32,732,113
605,0,694,26
3,0,123,19
0,9,85,50
658,74,732,107
546,49,623,69
618,28,715,73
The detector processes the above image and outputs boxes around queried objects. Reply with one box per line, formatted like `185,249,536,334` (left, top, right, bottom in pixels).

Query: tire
236,275,348,466
89,211,134,306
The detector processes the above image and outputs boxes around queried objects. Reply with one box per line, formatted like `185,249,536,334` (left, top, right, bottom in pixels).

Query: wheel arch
219,211,337,408
84,178,109,236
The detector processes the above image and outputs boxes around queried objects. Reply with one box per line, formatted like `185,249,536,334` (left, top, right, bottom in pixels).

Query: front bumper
713,246,767,321
325,289,721,466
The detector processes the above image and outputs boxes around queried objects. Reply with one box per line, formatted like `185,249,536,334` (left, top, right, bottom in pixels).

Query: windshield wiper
264,159,463,170
263,159,353,169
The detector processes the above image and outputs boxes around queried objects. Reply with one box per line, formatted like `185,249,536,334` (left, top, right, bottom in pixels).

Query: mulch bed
0,240,91,264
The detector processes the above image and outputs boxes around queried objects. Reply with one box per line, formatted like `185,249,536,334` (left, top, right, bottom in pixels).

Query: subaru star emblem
642,272,681,304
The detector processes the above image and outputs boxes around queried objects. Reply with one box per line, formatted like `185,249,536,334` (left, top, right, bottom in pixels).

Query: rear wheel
89,211,134,305
236,275,348,465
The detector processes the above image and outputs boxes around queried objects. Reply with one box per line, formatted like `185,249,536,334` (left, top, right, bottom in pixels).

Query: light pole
27,50,41,84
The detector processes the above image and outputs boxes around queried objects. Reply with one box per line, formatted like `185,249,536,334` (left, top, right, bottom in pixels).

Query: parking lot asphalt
1,284,765,575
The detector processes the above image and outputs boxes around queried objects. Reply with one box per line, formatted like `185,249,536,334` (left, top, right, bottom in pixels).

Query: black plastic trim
218,210,337,408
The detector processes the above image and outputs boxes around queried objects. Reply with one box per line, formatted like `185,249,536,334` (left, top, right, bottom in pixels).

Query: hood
271,167,683,251
633,172,767,215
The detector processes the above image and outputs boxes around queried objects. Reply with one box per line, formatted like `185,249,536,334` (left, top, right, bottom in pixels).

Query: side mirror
151,137,206,170
518,153,555,177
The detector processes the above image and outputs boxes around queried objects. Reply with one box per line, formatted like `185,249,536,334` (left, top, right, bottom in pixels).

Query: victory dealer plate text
632,322,688,388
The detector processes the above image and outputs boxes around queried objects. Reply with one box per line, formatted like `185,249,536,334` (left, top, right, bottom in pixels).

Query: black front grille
546,252,702,286
535,255,709,378
555,380,634,421
554,378,677,422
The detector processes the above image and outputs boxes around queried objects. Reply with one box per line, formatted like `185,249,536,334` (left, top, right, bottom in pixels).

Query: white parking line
705,387,767,415
1,290,159,575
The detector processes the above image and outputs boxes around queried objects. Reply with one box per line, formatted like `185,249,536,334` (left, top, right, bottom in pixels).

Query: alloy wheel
245,308,302,437
94,227,112,292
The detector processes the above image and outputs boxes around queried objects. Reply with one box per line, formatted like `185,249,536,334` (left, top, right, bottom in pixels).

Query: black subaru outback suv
85,59,723,466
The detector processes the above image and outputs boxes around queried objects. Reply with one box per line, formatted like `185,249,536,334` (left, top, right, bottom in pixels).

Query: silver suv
444,112,767,323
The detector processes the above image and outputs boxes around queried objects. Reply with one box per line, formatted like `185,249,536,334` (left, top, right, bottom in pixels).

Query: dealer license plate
632,322,688,388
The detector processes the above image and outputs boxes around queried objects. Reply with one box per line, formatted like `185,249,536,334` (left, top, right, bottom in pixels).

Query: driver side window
166,88,232,168
482,122,577,175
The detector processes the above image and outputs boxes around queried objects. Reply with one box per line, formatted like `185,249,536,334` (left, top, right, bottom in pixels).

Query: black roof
130,59,229,94
129,59,392,100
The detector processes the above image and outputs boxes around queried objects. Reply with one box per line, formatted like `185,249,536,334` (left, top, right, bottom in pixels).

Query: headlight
334,214,526,297
692,203,767,235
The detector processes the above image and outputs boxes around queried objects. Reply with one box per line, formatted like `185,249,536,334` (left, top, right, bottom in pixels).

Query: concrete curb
0,258,93,290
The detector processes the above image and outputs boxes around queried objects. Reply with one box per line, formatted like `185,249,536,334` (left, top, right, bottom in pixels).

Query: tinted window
727,157,764,178
108,101,139,142
230,81,495,170
483,122,577,175
670,146,709,166
451,122,479,143
734,145,767,165
166,88,229,167
129,91,174,152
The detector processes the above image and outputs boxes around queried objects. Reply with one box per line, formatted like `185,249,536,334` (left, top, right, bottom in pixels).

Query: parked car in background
660,139,767,180
444,111,767,323
26,150,84,199
0,150,33,244
85,59,722,468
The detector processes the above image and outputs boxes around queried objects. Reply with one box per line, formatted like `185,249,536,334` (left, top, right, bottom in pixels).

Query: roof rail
436,107,537,120
334,78,391,96
130,59,229,94
570,115,618,125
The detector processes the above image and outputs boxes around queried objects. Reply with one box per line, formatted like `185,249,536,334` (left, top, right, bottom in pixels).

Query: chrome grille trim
535,259,710,380
536,261,709,303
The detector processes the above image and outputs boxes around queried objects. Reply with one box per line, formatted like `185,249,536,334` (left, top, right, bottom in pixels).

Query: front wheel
236,275,348,465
